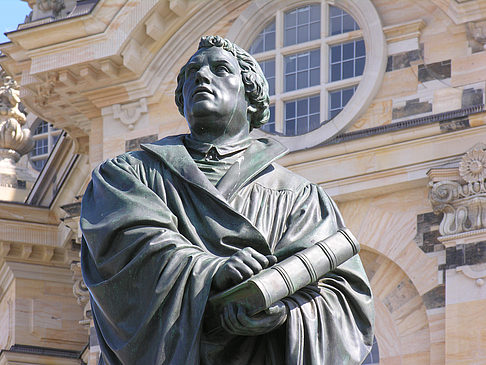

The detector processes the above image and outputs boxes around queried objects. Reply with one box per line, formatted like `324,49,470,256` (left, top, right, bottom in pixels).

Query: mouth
192,87,213,97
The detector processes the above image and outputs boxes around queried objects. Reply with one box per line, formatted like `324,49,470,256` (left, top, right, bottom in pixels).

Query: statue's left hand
221,301,287,336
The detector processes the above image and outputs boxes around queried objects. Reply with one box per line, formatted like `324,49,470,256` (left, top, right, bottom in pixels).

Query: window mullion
321,1,329,122
275,10,284,134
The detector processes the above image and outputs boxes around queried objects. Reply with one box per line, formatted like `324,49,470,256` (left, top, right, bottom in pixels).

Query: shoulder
252,163,311,192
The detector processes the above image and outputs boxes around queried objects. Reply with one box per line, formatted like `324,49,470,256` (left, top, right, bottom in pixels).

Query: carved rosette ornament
429,144,486,236
459,147,486,183
0,70,34,163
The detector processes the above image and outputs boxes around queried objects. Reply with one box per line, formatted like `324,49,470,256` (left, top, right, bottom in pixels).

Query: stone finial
429,144,486,236
0,70,34,163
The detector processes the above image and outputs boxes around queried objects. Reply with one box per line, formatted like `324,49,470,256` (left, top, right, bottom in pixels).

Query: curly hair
175,36,270,130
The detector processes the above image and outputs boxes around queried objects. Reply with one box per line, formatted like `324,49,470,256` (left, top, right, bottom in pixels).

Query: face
182,46,248,136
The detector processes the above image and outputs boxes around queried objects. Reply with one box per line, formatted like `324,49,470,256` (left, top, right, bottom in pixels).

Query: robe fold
80,135,374,365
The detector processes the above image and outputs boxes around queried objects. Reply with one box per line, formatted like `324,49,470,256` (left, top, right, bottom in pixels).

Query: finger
239,255,264,275
231,259,254,282
266,255,277,266
265,301,286,315
225,265,246,284
241,248,271,268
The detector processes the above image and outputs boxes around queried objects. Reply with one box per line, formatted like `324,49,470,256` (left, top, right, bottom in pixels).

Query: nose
195,65,211,84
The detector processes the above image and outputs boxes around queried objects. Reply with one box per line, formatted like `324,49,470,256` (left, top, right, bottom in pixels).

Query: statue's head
175,36,270,131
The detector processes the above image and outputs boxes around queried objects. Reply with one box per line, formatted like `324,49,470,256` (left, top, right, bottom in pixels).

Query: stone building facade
1,0,486,364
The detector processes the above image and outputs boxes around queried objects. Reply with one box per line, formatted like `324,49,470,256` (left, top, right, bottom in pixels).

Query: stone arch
360,248,432,364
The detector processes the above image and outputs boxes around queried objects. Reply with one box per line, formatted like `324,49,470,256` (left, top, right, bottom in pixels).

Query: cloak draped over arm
81,153,222,365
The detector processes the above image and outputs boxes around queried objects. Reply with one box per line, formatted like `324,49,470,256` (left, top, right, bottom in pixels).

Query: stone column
428,143,486,364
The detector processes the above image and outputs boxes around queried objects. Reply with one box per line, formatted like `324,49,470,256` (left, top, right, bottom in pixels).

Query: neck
190,125,250,145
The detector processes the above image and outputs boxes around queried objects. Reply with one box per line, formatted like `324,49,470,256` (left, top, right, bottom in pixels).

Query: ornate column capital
429,144,486,239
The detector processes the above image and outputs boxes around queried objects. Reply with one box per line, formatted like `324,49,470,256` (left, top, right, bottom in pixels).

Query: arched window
30,119,62,171
248,3,365,136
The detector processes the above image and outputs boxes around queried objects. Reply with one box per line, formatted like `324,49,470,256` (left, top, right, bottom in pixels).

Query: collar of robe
141,134,289,203
183,134,253,158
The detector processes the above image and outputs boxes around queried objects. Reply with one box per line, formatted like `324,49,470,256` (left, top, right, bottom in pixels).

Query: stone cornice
0,202,55,224
431,0,486,24
0,0,242,150
6,0,119,50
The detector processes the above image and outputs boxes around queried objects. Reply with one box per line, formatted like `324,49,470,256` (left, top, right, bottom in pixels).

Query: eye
215,64,230,73
185,65,198,77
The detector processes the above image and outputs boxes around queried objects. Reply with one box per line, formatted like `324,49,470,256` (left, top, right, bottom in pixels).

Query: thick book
205,228,359,332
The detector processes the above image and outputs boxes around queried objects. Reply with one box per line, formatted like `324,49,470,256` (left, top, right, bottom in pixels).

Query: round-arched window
249,3,364,136
227,0,386,150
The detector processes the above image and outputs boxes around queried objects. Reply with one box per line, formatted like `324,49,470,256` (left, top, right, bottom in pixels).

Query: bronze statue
80,36,374,365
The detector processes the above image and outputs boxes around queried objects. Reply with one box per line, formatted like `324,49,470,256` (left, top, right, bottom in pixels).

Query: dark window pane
250,35,263,54
310,22,320,40
330,91,341,109
331,63,341,82
343,14,356,33
310,49,320,67
342,88,354,105
310,68,320,86
343,60,354,79
297,54,308,70
284,28,296,46
297,8,309,24
330,17,341,35
268,79,275,96
265,32,275,50
343,42,354,60
309,96,320,114
286,102,296,119
285,10,297,28
297,71,308,89
265,59,275,77
330,108,340,118
285,56,296,73
309,114,320,130
356,39,365,57
297,116,308,135
329,5,341,17
285,119,296,136
310,4,320,22
285,74,296,91
356,57,365,76
297,98,308,116
297,25,308,43
331,45,341,63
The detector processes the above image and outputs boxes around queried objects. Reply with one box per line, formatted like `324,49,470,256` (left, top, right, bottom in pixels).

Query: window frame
29,119,62,171
227,0,387,151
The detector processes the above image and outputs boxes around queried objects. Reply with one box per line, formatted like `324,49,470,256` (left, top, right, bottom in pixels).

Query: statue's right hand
212,248,277,292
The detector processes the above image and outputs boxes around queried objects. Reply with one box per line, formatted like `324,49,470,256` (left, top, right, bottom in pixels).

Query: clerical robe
80,135,374,365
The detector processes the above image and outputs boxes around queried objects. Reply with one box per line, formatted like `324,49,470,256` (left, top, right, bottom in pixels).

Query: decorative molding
112,98,148,130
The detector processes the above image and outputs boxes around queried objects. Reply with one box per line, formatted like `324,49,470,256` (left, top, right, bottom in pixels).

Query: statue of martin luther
80,35,374,365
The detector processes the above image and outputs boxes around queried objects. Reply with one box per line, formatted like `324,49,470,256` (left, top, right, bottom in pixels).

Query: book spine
248,228,359,315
